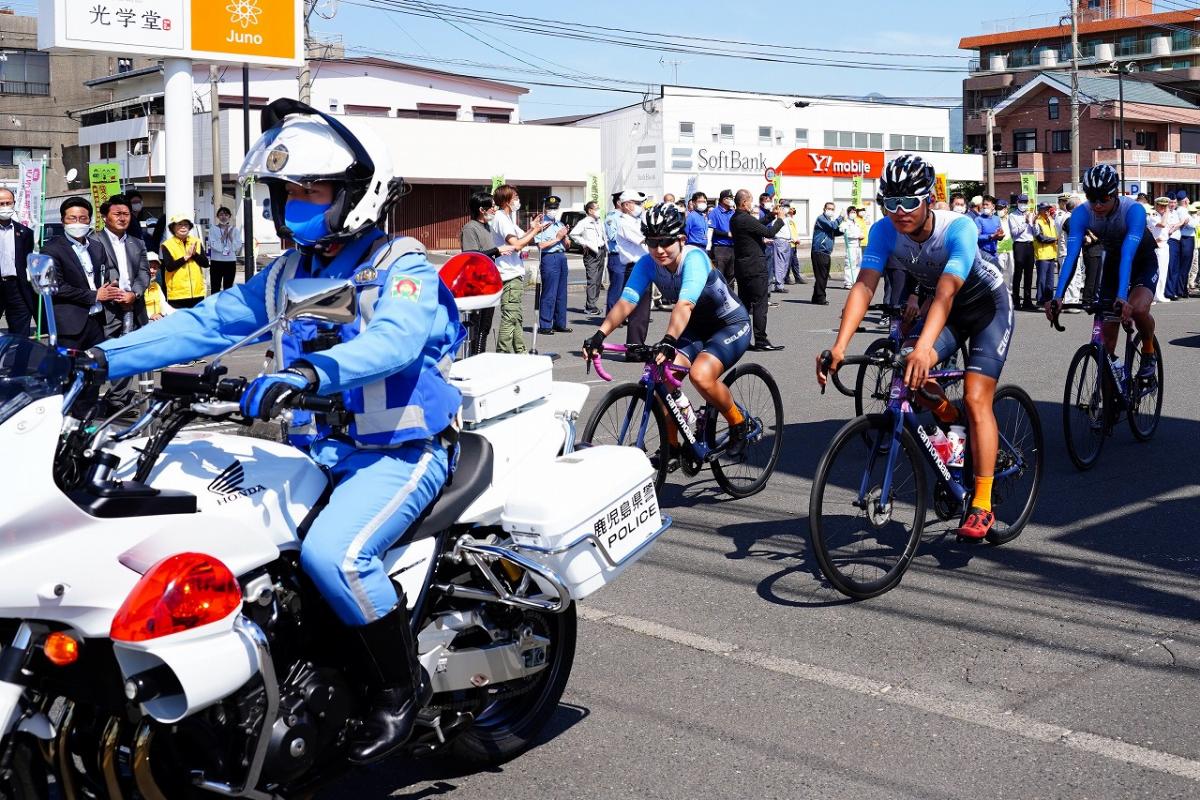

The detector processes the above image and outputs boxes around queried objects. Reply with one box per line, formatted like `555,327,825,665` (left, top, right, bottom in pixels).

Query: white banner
15,160,44,232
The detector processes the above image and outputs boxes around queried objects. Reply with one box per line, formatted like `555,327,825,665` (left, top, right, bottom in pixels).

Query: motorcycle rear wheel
448,603,577,766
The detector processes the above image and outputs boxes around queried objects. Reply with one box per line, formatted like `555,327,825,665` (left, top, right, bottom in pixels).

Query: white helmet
240,98,400,251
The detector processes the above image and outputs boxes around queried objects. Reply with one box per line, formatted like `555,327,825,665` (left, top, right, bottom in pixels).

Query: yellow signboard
934,173,949,204
1020,174,1039,203
88,162,122,228
851,176,863,207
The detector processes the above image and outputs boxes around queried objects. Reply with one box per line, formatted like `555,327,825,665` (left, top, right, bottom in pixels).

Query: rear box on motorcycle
500,446,668,600
450,353,553,425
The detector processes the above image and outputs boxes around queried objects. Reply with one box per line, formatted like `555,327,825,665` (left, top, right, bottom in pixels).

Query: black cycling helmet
877,154,936,201
1082,164,1120,201
641,202,686,238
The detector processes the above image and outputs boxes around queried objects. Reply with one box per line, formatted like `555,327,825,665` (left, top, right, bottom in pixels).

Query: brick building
990,72,1200,199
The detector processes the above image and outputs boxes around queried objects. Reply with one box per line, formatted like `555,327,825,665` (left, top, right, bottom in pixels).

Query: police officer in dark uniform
534,195,572,334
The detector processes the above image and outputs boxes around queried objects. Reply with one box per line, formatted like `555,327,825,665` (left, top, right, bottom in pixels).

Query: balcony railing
1094,148,1200,168
980,8,1106,33
0,81,49,96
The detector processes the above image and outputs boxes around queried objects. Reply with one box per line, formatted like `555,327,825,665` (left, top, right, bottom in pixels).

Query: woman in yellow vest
1032,201,1060,305
160,213,208,308
142,252,174,320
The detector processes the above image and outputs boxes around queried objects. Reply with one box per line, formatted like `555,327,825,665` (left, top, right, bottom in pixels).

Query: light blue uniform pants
301,437,449,627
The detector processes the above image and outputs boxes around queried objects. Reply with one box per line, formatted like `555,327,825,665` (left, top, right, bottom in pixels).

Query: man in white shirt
613,189,650,346
570,201,607,316
0,187,35,336
92,194,150,338
1149,197,1172,303
43,197,123,351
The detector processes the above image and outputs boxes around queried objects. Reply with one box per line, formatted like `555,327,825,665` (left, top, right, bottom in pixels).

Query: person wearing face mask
159,213,209,309
810,201,842,306
950,193,968,216
0,187,36,337
124,190,146,242
1007,193,1035,311
685,191,710,250
460,190,515,354
710,189,737,291
841,205,864,290
570,200,606,316
974,196,1004,269
206,206,242,292
490,183,548,353
96,99,466,765
42,196,121,350
533,195,572,336
614,189,651,346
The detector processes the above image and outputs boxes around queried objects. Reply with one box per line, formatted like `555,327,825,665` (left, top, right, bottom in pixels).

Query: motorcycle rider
92,99,465,764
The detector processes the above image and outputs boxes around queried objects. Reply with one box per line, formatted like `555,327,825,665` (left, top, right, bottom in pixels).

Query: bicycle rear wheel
1062,343,1107,471
708,363,784,499
582,382,669,493
1127,334,1163,441
810,414,927,599
982,385,1043,545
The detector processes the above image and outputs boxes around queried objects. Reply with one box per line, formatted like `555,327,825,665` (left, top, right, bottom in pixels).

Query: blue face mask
284,199,332,245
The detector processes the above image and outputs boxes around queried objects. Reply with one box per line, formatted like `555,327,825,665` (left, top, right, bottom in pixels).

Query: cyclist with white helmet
584,202,754,456
816,154,1015,540
1046,164,1159,387
93,99,465,764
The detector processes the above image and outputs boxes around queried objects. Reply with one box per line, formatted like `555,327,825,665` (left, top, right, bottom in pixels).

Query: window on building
1013,129,1037,153
1173,59,1193,70
917,136,931,151
838,131,854,147
869,132,883,149
1118,34,1138,57
636,160,656,169
0,147,50,166
758,125,772,144
902,134,918,150
1048,96,1060,120
1050,130,1071,152
472,110,511,123
931,137,945,152
719,123,734,142
795,128,808,145
344,104,390,117
852,132,867,149
99,142,117,159
1173,30,1194,52
328,99,338,113
1181,126,1200,153
0,50,50,96
396,107,458,120
679,121,694,140
117,58,133,74
889,133,902,149
130,137,150,156
1135,130,1159,149
824,130,838,147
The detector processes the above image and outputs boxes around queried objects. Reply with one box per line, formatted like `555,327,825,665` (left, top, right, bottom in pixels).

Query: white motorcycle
0,255,669,798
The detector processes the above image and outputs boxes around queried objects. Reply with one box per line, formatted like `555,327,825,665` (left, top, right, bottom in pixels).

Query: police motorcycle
0,119,669,800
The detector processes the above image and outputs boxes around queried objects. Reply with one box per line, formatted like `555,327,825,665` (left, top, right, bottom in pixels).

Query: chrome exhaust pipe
132,720,169,800
53,702,78,800
98,716,125,800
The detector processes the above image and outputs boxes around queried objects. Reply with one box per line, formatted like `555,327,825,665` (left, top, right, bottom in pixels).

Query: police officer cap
995,199,1008,209
1016,193,1029,202
1155,196,1170,205
1037,201,1052,211
617,190,647,204
719,189,734,201
545,195,561,209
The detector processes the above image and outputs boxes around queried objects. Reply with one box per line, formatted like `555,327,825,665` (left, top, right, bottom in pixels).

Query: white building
552,85,983,233
68,56,600,252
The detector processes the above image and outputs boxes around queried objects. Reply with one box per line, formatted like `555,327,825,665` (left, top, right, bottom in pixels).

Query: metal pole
210,65,223,216
1119,62,1126,194
242,65,255,282
986,109,996,197
163,58,194,223
1070,0,1081,188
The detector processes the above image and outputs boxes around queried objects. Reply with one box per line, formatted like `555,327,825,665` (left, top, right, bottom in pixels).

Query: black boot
346,604,432,765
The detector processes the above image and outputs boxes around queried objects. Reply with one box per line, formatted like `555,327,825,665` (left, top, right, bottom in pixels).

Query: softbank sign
775,148,885,179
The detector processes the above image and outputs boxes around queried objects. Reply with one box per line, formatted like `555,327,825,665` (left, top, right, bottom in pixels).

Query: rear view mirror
282,279,356,325
26,254,59,296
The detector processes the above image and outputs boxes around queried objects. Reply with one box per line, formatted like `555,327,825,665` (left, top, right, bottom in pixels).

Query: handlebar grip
590,355,613,383
830,366,855,398
292,393,341,413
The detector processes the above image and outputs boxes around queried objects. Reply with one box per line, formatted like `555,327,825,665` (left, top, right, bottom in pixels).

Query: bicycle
827,303,968,418
1051,302,1164,471
812,350,1043,599
581,343,783,499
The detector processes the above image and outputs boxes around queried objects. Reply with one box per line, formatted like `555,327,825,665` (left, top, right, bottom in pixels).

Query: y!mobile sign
38,0,302,67
774,149,885,179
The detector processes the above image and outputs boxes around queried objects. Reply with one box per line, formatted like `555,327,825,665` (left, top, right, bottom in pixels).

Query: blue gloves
240,369,316,421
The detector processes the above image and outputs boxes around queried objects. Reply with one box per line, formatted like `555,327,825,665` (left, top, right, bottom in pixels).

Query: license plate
592,482,661,565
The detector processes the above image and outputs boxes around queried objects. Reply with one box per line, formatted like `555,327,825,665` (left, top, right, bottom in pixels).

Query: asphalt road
203,274,1200,799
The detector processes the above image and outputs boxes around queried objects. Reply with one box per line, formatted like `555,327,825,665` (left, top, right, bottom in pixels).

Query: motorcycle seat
408,432,494,541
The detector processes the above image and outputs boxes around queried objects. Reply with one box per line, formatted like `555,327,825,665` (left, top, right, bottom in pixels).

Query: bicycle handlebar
586,342,685,388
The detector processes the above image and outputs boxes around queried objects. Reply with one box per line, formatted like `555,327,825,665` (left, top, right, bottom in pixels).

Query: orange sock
973,475,994,512
722,404,745,426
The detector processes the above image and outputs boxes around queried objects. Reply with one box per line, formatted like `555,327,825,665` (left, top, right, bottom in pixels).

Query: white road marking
576,605,1200,782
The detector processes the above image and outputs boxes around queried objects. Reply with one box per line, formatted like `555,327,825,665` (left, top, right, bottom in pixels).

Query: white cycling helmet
240,98,400,251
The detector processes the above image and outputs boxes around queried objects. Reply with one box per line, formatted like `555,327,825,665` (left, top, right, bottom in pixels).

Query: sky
309,0,1077,117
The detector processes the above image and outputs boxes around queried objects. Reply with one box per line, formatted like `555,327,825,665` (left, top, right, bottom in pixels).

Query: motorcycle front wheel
448,603,577,766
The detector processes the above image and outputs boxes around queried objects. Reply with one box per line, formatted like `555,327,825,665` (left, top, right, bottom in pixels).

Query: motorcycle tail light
439,252,503,299
43,632,80,667
110,553,241,643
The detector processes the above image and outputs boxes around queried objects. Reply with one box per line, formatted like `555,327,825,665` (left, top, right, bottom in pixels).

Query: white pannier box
449,353,553,425
501,446,668,600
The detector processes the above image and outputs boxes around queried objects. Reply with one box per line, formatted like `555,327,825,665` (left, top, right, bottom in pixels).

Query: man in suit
730,189,785,351
92,193,150,338
42,197,121,351
0,187,36,337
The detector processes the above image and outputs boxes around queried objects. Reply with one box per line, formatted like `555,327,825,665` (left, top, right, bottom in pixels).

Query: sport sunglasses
646,237,679,249
1085,191,1116,204
880,196,926,213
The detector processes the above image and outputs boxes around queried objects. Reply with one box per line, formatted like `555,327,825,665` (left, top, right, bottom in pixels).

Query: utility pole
210,65,223,217
242,65,254,282
986,108,996,197
1117,61,1126,191
299,0,313,104
1070,0,1081,188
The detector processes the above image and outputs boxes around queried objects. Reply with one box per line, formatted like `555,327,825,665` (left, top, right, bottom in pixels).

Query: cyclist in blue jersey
816,154,1015,540
1046,164,1158,386
584,202,753,456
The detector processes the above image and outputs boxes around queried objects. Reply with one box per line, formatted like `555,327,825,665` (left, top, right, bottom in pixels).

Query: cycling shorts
1099,233,1158,303
679,316,751,368
931,289,1014,382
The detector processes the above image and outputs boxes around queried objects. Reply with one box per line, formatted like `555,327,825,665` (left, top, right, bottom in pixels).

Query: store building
551,85,981,233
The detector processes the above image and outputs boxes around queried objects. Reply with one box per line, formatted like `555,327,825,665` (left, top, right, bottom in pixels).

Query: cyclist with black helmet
816,154,1014,540
584,202,754,455
1046,164,1159,387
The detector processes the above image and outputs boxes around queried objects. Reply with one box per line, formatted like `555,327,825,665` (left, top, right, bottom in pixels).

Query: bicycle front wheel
853,338,896,417
1127,334,1163,441
1062,343,1107,471
984,385,1043,545
582,382,669,492
810,414,927,599
709,363,784,499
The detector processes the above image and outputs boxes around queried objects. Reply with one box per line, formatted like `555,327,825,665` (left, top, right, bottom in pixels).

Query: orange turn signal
43,632,80,667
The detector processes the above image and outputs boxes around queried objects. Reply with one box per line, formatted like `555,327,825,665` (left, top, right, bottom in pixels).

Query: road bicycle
1051,303,1164,471
581,343,783,499
828,303,968,417
812,349,1043,599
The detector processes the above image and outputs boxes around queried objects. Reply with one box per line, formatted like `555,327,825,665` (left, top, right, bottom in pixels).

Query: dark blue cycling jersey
1055,196,1147,302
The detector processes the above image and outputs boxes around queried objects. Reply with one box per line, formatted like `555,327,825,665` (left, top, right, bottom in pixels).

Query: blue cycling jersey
860,210,1005,308
1055,195,1146,302
621,245,745,327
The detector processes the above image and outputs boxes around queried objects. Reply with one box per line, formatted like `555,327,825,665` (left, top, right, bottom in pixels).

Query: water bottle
671,389,697,435
927,427,953,464
947,425,968,485
1110,354,1126,395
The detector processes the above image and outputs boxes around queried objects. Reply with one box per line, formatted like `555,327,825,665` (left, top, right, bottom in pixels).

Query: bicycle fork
855,411,905,522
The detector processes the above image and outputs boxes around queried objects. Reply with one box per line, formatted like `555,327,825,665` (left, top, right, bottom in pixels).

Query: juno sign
37,0,302,67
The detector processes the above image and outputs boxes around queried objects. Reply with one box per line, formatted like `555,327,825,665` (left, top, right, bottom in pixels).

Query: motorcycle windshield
0,335,73,425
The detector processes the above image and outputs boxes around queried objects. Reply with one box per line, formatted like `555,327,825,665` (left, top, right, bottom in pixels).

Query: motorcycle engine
253,661,353,784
